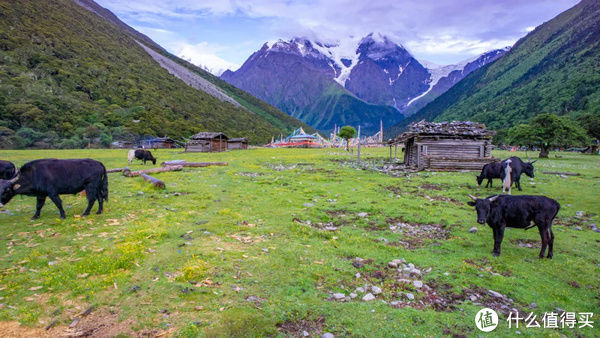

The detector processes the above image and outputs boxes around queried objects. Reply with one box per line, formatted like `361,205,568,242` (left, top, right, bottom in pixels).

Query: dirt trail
137,42,242,108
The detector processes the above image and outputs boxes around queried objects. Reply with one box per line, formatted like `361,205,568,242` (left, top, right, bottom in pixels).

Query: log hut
227,138,249,150
390,120,497,171
186,132,228,152
145,137,176,149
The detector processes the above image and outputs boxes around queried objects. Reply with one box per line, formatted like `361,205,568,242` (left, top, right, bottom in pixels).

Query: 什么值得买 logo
475,308,499,332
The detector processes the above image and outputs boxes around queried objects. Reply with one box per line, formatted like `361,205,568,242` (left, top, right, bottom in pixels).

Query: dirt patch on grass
278,317,326,337
382,185,463,205
0,308,166,338
385,218,450,249
510,238,541,249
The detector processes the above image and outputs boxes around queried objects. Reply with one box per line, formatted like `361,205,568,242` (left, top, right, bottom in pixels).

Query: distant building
389,121,497,171
143,137,176,149
110,140,134,149
227,138,249,150
186,132,228,152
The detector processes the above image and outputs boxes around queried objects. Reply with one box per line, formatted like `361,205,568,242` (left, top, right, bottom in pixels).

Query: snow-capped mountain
221,33,508,133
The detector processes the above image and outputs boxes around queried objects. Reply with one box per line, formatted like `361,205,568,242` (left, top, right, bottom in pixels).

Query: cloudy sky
95,0,580,75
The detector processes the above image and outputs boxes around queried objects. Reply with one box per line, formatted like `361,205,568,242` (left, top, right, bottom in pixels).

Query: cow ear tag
13,184,20,189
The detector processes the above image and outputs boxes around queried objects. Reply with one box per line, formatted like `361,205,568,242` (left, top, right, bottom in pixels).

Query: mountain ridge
387,0,600,138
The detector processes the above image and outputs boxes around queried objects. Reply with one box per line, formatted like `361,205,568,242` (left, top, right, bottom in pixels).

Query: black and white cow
0,159,108,219
130,149,157,165
500,157,536,191
467,194,560,258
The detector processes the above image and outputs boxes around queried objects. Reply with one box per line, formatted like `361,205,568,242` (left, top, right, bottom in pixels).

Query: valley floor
0,148,598,337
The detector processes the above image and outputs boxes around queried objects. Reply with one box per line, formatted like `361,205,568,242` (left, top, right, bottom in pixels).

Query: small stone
411,268,421,276
357,212,368,218
371,286,382,295
355,272,361,278
303,203,314,207
303,331,309,337
137,191,144,195
390,300,401,306
413,280,423,288
576,211,584,217
405,293,415,300
262,248,268,252
469,227,478,233
333,293,346,300
470,295,478,302
362,293,375,301
388,261,398,268
355,287,365,293
321,333,334,338
574,226,582,231
529,302,536,308
349,293,357,299
488,290,504,298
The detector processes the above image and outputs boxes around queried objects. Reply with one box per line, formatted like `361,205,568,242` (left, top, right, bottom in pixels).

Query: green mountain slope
0,0,308,148
388,0,600,137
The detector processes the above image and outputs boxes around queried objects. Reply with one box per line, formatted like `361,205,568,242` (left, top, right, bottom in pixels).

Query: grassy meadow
0,147,598,337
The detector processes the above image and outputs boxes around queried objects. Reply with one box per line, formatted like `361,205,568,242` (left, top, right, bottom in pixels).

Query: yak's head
151,156,157,165
476,175,484,186
524,160,536,178
467,194,499,224
0,175,19,207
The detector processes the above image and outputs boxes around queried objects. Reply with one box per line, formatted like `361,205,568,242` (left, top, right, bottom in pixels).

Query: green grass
0,148,598,336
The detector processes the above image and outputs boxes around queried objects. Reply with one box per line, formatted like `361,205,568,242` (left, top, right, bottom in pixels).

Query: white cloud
97,0,580,65
174,42,240,75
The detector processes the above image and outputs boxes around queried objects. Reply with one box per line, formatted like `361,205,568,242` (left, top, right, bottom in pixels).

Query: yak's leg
492,227,505,257
547,228,554,259
516,175,522,191
82,188,96,216
538,226,548,259
486,179,492,188
48,194,66,219
32,195,46,220
96,194,104,214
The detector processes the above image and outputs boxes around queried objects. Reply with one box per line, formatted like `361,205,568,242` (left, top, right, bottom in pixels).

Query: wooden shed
145,137,176,149
227,138,248,150
186,132,228,152
391,121,497,171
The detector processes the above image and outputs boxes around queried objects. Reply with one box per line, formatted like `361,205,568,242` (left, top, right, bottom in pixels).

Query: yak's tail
101,169,109,201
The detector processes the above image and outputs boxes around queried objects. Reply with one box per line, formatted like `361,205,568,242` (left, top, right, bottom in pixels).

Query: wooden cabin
390,121,497,171
227,138,248,150
186,132,228,152
145,137,176,149
110,140,133,149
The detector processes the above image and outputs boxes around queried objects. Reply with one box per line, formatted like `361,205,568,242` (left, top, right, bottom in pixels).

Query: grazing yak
0,159,108,219
476,161,503,187
501,156,536,191
0,160,16,180
128,149,157,165
467,194,560,258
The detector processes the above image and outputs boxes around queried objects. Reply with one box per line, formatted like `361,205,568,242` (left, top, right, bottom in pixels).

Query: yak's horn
488,195,500,202
9,171,19,183
467,193,477,201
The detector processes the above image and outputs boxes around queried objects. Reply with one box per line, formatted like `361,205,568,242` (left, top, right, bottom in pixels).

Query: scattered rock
576,211,584,217
488,290,504,298
333,293,346,300
357,212,368,218
355,287,365,293
371,286,382,295
468,227,478,233
574,226,582,231
362,293,375,301
405,293,415,300
470,295,477,302
529,302,536,308
322,333,334,338
413,280,423,288
303,203,314,207
349,293,357,299
355,272,361,278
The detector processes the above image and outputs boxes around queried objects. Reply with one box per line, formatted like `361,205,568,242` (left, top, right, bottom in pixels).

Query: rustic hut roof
394,120,495,143
190,132,228,140
228,138,248,142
